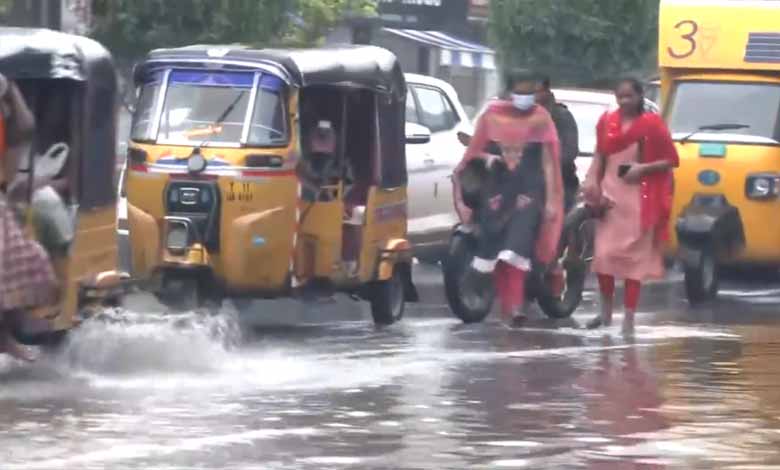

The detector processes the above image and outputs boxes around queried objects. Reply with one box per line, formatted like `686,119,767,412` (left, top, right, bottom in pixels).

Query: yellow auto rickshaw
0,28,127,347
125,45,423,324
660,0,780,303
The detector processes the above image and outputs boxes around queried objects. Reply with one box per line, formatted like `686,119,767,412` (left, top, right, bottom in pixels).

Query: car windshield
562,100,609,155
130,70,288,147
667,81,780,143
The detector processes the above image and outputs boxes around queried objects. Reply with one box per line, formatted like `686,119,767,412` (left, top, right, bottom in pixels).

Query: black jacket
548,102,579,188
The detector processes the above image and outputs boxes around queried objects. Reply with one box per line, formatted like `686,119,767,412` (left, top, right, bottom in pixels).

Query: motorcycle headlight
746,174,780,199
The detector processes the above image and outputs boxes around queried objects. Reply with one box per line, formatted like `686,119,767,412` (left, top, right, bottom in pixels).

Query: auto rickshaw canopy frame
133,44,409,188
0,27,118,209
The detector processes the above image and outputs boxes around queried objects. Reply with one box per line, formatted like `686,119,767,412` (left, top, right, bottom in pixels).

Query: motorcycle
444,132,594,323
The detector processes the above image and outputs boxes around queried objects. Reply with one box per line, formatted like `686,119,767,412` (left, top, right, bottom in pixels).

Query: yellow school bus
660,0,780,304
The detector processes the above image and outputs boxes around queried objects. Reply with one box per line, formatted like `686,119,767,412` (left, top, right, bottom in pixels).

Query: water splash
56,306,243,376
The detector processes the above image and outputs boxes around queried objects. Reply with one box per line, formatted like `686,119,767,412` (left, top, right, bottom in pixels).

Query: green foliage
89,0,377,62
489,0,659,87
90,0,289,62
284,0,377,47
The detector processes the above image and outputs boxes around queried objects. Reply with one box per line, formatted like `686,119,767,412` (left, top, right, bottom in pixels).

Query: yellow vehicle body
126,140,410,291
125,45,416,322
660,0,780,272
1,28,126,345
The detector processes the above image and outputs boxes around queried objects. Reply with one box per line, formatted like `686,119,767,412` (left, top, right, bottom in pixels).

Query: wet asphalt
2,265,780,469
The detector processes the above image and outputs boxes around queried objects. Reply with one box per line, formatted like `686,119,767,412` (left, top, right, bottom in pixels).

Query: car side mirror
405,122,431,145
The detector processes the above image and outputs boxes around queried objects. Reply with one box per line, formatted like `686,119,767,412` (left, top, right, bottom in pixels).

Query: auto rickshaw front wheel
369,267,406,326
683,249,719,306
156,274,222,314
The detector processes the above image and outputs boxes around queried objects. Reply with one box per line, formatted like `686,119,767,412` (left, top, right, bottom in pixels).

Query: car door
557,98,610,184
408,84,462,239
405,86,440,246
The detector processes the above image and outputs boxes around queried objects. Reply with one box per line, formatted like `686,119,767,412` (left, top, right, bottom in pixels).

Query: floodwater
2,267,780,469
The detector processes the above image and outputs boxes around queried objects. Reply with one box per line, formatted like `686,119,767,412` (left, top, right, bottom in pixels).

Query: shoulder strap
637,137,645,164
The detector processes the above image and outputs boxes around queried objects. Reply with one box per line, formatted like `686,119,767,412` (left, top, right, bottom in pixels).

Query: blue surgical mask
511,93,535,111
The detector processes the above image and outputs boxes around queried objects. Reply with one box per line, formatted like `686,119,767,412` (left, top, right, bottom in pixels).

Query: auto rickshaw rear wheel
369,266,406,326
684,249,719,306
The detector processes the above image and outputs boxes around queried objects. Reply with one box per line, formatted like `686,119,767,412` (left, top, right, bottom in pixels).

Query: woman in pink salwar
583,79,678,331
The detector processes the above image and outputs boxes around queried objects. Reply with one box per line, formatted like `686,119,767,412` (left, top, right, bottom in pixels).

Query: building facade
327,0,498,117
0,0,90,34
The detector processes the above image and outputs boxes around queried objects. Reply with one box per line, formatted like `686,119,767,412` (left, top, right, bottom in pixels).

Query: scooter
443,132,593,323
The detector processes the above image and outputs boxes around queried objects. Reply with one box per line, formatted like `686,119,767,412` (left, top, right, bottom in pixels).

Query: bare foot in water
0,329,36,362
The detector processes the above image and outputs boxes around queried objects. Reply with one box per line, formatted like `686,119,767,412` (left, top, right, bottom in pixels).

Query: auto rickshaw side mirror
457,131,472,147
405,122,431,145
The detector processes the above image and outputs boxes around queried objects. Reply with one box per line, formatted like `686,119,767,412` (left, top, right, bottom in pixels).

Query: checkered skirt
0,196,57,311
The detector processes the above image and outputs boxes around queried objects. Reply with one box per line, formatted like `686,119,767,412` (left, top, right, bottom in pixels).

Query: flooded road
3,267,780,469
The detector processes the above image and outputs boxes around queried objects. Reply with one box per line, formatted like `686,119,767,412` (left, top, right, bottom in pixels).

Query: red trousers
597,274,641,311
495,261,527,317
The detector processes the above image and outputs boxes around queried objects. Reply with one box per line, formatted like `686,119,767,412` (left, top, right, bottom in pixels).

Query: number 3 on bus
668,19,698,59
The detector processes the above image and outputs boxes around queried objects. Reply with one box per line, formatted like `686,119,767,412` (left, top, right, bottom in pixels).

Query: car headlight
746,174,780,199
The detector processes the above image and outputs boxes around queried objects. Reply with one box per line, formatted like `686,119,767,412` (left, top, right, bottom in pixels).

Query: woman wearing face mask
453,71,563,325
582,78,678,332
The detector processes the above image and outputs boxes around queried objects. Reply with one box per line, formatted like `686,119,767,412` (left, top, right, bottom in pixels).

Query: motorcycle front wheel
443,229,494,324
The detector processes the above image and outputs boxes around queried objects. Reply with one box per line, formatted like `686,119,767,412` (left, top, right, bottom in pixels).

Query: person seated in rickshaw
454,70,564,325
298,120,341,202
0,74,59,361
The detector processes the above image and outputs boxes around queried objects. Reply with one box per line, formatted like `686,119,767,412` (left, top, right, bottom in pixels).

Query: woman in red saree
454,72,564,324
583,79,678,331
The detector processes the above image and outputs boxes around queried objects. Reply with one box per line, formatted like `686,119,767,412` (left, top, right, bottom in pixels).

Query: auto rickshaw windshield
667,81,780,143
131,69,288,147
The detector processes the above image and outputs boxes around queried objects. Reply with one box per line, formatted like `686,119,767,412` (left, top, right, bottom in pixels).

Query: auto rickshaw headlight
746,174,780,199
188,149,207,174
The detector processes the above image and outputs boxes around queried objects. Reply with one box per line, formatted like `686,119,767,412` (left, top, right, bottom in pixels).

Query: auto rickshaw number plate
699,143,727,158
226,181,254,202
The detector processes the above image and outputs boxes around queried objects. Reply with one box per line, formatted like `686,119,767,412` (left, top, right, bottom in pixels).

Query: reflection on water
1,292,780,469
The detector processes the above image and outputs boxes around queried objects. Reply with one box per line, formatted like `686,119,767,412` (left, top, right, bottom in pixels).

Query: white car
404,73,473,262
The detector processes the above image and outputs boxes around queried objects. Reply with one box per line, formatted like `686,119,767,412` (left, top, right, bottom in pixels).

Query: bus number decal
668,19,698,59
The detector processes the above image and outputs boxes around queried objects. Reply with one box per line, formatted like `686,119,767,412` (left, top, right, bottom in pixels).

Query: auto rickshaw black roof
0,27,115,84
134,44,406,98
0,27,118,209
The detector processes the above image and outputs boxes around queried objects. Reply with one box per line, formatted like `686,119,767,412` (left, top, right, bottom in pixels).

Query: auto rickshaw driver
298,119,340,201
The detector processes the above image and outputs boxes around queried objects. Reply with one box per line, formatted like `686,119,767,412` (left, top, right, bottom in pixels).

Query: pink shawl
456,100,564,264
